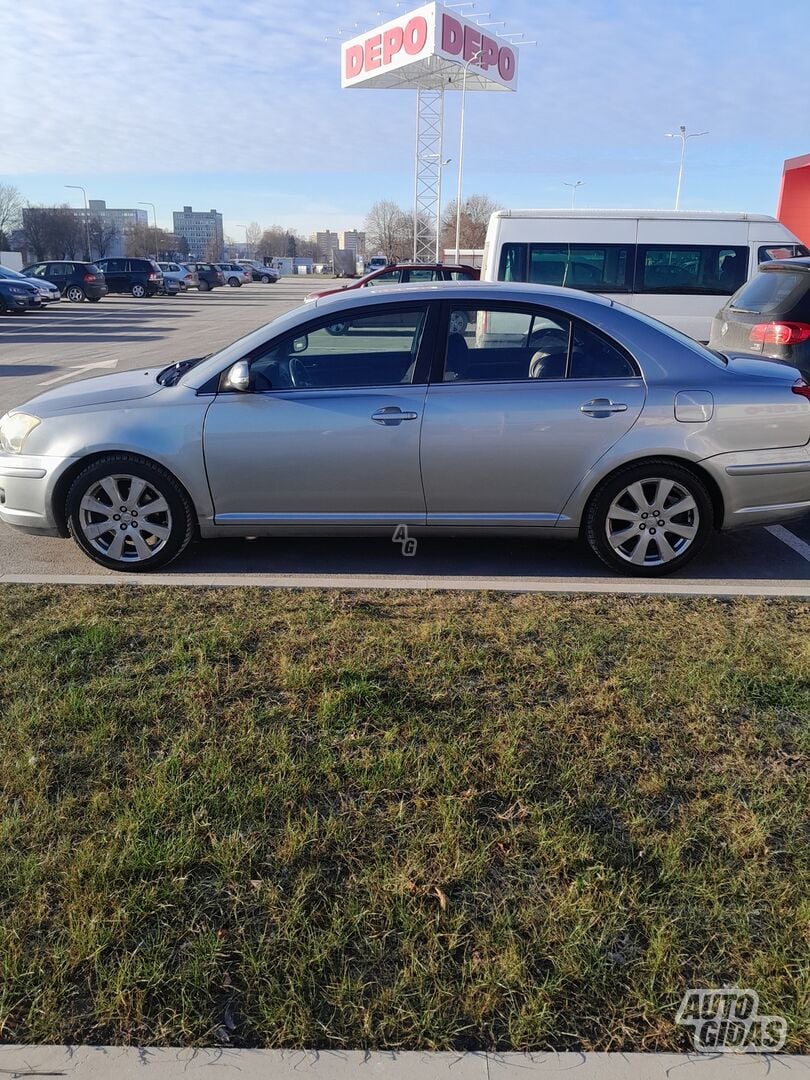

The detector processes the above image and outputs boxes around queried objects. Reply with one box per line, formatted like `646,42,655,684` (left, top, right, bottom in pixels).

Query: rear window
637,245,748,295
730,270,807,314
758,244,810,262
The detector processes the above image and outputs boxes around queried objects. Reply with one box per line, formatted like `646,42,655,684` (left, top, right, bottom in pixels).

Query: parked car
95,258,163,298
182,263,223,291
215,263,251,288
305,262,479,301
158,262,197,291
709,258,810,380
22,261,107,303
366,256,388,273
3,281,810,577
0,264,61,306
0,277,41,313
237,261,279,284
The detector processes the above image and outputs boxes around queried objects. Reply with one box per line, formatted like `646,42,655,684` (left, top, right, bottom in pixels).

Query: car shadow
0,364,58,377
159,527,810,582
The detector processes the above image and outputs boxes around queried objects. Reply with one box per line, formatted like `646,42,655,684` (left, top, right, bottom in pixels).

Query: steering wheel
289,356,309,387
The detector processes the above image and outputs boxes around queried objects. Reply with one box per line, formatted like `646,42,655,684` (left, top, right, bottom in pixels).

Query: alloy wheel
66,286,84,303
605,477,699,567
78,474,173,563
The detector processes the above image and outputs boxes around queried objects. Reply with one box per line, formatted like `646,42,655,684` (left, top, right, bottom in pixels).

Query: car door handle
371,407,419,425
580,398,628,416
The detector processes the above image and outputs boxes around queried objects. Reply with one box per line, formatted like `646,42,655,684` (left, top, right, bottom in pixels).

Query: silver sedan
2,282,810,576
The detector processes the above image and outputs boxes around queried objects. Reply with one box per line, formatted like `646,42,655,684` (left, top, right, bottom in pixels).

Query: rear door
101,258,127,292
420,300,646,527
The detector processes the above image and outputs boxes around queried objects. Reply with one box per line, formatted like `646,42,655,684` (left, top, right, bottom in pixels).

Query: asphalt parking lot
1,278,810,592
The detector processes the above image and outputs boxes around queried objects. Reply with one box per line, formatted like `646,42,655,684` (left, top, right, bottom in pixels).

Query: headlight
0,412,41,454
8,286,26,295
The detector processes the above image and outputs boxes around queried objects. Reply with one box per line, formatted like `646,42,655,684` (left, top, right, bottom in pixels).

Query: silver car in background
1,282,809,575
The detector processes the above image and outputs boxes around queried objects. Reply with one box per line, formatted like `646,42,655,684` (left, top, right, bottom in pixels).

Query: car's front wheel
198,279,210,291
260,274,271,283
65,285,85,303
585,461,713,576
66,456,195,572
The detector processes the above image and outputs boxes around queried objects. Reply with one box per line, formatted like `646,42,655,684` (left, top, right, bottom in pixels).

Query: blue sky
1,0,806,237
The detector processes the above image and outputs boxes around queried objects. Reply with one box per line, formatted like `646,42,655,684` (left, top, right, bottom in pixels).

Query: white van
481,210,808,341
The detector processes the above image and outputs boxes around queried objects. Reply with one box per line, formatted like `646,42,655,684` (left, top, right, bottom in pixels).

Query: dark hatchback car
23,261,107,303
184,263,224,291
95,258,163,298
0,277,41,313
710,258,810,380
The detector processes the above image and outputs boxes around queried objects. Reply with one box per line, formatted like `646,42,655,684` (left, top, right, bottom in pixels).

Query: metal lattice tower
413,88,445,263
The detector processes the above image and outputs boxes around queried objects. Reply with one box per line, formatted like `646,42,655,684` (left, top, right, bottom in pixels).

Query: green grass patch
0,586,807,1051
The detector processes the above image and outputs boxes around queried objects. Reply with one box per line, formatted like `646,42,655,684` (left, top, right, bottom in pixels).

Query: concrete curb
1,572,810,597
0,1048,808,1079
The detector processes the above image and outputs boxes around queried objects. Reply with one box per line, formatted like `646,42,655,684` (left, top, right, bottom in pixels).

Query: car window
104,259,127,273
448,269,475,281
730,271,807,314
25,264,47,277
499,243,633,292
759,244,810,262
248,308,428,391
47,263,70,276
569,325,637,379
637,245,748,295
407,268,438,282
366,271,400,286
443,306,572,383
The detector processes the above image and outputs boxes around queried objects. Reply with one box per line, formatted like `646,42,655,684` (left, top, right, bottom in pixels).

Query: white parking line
766,525,810,563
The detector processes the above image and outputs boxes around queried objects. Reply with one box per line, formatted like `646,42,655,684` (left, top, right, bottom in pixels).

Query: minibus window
526,244,633,292
499,243,527,282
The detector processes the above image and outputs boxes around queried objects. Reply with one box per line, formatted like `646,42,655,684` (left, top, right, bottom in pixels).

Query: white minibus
481,210,808,341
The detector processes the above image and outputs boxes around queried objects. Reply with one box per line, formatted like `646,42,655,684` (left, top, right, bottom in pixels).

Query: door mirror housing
225,359,251,392
292,335,308,354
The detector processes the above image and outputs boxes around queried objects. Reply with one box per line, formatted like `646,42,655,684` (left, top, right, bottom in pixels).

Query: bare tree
245,221,262,255
0,184,23,243
88,217,119,259
441,193,501,254
255,225,290,260
22,205,83,260
365,201,412,263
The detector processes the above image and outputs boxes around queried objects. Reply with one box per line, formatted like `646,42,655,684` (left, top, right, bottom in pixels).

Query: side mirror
225,359,251,392
292,335,308,353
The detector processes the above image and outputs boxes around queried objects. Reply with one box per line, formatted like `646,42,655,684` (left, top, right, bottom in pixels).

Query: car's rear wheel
228,276,241,287
131,283,146,298
66,456,195,572
66,285,85,303
585,461,713,576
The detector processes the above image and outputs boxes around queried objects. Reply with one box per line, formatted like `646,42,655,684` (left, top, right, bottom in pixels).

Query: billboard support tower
413,88,445,262
341,2,520,263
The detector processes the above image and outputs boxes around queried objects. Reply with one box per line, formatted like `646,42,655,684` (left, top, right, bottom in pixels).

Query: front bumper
0,453,78,535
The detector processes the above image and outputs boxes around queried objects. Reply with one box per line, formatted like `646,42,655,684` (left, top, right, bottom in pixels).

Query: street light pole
454,49,483,265
563,180,585,208
665,125,708,210
139,202,158,260
65,184,91,261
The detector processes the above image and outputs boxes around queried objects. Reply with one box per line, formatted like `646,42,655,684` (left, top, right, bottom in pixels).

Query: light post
139,202,159,259
454,48,483,265
665,125,708,210
234,224,250,260
563,180,585,208
65,184,91,261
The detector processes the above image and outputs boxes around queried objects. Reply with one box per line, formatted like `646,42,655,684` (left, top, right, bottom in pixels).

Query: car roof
312,280,614,312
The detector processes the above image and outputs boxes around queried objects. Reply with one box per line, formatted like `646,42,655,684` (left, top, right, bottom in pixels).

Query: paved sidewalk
2,571,810,598
0,1047,807,1079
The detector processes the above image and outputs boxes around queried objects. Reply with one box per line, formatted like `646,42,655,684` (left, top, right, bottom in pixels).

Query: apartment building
172,206,224,260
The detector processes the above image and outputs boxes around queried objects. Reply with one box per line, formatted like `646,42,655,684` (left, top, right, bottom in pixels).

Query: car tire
584,460,714,577
228,277,241,287
66,455,195,573
66,285,85,303
131,283,146,298
198,280,210,291
260,274,271,284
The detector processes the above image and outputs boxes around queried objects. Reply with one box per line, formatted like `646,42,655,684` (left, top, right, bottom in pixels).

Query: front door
203,304,434,527
420,301,646,526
